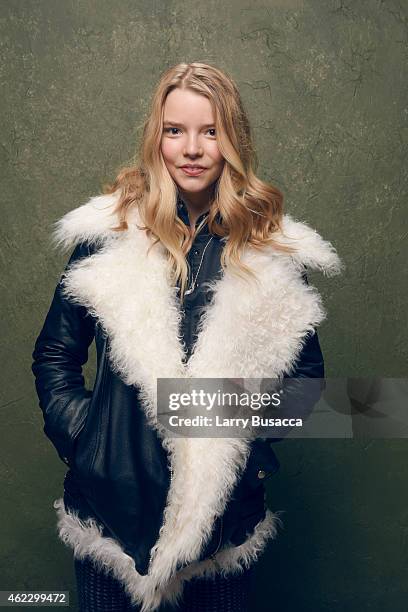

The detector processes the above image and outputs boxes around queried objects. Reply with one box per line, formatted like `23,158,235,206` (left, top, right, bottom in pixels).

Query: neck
178,187,213,228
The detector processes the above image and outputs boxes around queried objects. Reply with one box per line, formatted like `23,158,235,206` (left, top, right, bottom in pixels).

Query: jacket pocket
44,393,92,468
65,402,90,467
75,335,111,478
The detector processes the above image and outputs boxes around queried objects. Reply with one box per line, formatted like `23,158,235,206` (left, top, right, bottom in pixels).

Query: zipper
208,516,224,570
210,516,224,557
87,336,111,475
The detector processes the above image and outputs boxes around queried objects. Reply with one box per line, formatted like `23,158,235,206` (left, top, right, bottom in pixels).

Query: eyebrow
163,121,215,128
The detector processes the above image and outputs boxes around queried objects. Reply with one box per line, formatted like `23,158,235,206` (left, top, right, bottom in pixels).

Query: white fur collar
52,191,342,278
51,192,343,610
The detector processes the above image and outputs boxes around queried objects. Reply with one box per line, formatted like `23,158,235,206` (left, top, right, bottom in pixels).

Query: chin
176,179,212,192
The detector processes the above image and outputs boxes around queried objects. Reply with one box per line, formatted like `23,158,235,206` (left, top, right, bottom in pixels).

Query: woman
31,62,342,611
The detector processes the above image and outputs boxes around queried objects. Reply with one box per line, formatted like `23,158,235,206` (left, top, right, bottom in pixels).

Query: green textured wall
1,1,407,610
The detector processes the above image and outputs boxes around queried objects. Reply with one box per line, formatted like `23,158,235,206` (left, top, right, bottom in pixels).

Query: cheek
208,143,224,165
161,139,179,163
211,152,225,176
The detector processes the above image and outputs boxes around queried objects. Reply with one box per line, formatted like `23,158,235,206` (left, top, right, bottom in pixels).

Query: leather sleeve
31,242,96,466
288,270,324,378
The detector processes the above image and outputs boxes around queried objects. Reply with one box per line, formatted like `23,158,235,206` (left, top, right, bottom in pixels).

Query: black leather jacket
31,197,325,575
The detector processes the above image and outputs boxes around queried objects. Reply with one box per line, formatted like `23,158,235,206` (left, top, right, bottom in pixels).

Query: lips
180,165,207,176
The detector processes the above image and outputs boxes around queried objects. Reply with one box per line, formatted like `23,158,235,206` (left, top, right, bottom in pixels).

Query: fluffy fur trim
50,192,342,610
51,191,122,252
279,214,344,277
54,497,283,611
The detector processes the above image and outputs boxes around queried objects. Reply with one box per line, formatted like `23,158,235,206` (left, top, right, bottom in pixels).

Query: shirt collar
176,192,221,235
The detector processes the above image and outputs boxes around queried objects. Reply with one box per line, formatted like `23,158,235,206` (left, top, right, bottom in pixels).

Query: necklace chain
185,236,214,295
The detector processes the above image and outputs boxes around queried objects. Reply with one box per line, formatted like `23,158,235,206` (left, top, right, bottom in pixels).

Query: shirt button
193,249,200,256
257,470,266,479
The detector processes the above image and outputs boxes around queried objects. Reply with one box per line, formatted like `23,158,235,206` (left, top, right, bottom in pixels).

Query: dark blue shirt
176,192,225,362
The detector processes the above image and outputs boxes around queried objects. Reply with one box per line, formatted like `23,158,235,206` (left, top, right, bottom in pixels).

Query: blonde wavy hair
103,61,295,300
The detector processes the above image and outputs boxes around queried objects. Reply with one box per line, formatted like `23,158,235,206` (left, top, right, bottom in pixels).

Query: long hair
103,62,296,300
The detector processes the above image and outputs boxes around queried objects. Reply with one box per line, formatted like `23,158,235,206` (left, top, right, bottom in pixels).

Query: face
160,88,225,205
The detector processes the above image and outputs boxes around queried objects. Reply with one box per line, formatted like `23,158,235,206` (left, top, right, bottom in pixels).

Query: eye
207,128,216,137
164,127,181,135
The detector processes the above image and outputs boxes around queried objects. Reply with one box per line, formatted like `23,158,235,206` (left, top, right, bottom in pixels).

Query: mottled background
1,0,407,610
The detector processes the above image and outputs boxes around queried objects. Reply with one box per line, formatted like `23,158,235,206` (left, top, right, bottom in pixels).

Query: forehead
163,88,215,124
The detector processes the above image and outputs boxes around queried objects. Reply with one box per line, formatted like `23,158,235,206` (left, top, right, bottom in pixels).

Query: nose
183,134,203,157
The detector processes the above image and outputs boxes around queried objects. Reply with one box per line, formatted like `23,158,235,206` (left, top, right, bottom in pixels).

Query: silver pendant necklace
184,236,214,295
